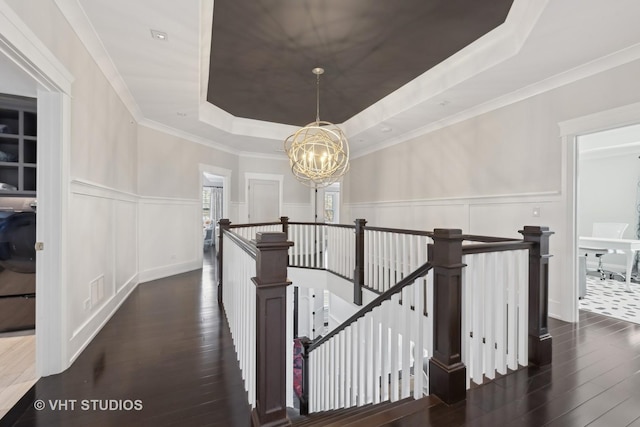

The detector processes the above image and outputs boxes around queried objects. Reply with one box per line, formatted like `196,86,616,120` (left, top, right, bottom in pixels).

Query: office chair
592,222,628,280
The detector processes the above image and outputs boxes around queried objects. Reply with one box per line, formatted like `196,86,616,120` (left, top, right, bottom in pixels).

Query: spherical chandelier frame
284,68,350,188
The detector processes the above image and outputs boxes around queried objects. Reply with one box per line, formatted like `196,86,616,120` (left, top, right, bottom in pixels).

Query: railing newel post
519,225,554,367
428,228,467,404
252,232,294,427
280,216,289,237
217,218,231,305
354,218,367,306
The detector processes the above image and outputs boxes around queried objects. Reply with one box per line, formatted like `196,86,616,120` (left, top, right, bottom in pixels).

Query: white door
248,179,280,223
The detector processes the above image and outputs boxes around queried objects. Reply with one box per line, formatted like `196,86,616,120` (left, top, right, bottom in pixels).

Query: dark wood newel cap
433,228,463,239
518,226,554,237
255,232,293,246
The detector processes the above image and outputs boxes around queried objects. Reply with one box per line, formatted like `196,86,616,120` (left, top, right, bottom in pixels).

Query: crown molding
353,43,640,160
0,0,74,93
54,0,143,120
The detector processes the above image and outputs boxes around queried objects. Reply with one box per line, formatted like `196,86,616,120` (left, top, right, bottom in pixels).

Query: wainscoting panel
67,180,140,363
344,192,567,319
138,197,201,283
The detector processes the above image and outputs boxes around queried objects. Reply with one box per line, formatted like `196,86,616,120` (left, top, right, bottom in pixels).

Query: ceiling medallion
284,67,349,188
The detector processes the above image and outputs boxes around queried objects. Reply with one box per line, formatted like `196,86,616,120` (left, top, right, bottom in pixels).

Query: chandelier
284,67,349,188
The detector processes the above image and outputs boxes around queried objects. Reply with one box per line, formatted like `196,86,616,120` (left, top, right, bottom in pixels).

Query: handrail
462,234,523,243
229,221,281,229
308,261,433,352
365,225,433,237
462,240,534,255
289,221,354,229
223,229,257,259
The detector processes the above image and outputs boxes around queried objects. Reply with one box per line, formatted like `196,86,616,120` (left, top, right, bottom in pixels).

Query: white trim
68,274,138,364
70,178,138,202
138,260,202,284
0,2,75,375
345,190,561,209
35,91,71,376
139,119,238,155
559,101,640,137
558,102,640,324
244,172,284,223
138,196,200,205
53,0,142,119
0,1,74,93
580,142,640,160
353,44,640,160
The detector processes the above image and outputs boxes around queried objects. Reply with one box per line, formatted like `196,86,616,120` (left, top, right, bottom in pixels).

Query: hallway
3,248,252,426
3,247,640,425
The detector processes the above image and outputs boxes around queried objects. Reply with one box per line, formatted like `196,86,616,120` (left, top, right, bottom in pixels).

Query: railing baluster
517,249,529,366
414,276,425,398
351,321,358,406
401,286,411,398
495,252,508,376
372,306,381,404
390,292,400,402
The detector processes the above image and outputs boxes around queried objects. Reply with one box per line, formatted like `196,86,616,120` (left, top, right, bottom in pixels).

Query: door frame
0,1,74,375
244,172,283,223
198,164,231,258
559,101,640,323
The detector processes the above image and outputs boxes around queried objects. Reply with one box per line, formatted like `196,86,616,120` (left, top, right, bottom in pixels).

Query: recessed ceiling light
150,30,168,41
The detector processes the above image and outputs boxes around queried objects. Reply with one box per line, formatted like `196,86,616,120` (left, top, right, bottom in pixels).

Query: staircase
290,396,440,427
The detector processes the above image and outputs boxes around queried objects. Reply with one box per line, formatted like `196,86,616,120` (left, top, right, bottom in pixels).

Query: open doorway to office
576,124,640,324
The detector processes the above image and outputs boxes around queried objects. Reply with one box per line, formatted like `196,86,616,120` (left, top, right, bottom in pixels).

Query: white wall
5,0,140,365
343,57,640,321
578,131,640,270
136,125,239,280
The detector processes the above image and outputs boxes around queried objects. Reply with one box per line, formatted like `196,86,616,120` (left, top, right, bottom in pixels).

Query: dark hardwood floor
3,249,640,426
411,311,640,427
3,247,252,427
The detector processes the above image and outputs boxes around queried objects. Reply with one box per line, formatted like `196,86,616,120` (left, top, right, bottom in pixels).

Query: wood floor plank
4,247,640,427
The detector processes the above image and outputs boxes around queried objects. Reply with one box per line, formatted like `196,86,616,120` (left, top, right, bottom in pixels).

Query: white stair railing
288,223,328,270
307,263,433,413
461,247,529,387
221,231,257,407
364,228,430,293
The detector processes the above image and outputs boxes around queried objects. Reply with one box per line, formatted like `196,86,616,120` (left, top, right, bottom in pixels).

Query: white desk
579,237,640,292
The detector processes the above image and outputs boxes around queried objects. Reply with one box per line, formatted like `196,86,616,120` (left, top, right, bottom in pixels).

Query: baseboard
138,259,202,283
68,274,139,365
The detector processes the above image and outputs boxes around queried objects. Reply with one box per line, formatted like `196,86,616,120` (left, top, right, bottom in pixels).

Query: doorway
0,13,71,414
576,124,640,324
246,173,282,223
199,165,230,270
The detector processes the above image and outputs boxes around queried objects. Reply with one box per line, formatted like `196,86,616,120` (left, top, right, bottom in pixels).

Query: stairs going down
289,396,440,427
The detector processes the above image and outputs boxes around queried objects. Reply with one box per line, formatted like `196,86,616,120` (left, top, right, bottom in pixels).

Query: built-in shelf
0,95,37,196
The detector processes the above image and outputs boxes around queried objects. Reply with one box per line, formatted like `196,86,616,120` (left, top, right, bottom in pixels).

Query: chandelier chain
315,72,320,124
